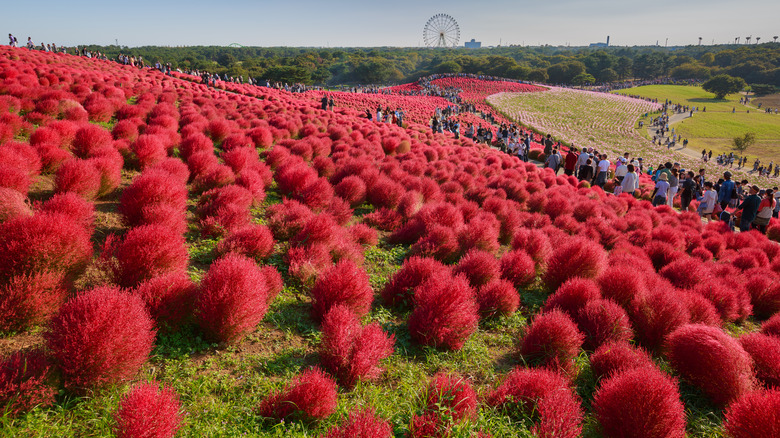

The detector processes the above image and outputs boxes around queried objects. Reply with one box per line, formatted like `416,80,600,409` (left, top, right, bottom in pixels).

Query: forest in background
81,43,780,88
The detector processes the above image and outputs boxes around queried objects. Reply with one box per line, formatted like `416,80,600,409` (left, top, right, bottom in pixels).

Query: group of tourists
370,106,405,127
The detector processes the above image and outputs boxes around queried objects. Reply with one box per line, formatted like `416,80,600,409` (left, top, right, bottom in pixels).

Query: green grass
615,85,742,113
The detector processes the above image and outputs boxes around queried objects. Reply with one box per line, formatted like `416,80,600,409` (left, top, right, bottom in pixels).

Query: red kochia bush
629,288,690,352
424,372,478,421
665,324,755,407
764,313,780,337
739,332,780,388
452,249,500,288
258,367,338,421
520,310,584,375
118,171,188,228
576,299,633,351
319,305,394,387
408,271,479,350
195,254,270,343
723,389,780,438
108,225,189,288
44,287,156,391
592,366,686,438
321,407,393,438
542,236,606,291
334,175,367,207
0,271,69,332
54,158,102,200
499,249,536,288
134,273,196,333
40,191,95,233
543,278,601,319
0,349,56,416
589,341,655,380
477,279,520,318
380,256,449,308
486,367,582,438
0,187,31,222
215,224,275,261
310,260,373,322
114,382,184,438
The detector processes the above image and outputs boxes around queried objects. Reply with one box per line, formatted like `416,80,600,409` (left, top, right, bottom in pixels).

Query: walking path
644,112,701,160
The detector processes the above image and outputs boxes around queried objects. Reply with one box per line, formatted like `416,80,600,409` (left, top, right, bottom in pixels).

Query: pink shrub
542,236,606,291
114,382,184,438
486,367,582,438
0,187,31,222
589,341,655,380
257,367,338,421
452,249,500,288
592,366,686,438
739,332,780,388
334,175,367,207
723,389,780,438
0,349,55,416
134,273,196,333
54,158,102,200
319,305,394,387
520,310,584,375
576,299,633,351
44,287,156,391
108,225,189,288
424,372,478,421
665,324,755,407
477,279,520,318
381,256,449,308
195,254,270,343
310,260,372,321
321,407,393,438
408,270,478,350
215,224,275,261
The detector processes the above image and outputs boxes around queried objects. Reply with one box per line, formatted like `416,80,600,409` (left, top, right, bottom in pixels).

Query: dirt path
645,112,705,160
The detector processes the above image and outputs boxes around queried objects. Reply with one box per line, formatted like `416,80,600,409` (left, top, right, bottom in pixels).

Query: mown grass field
615,85,780,164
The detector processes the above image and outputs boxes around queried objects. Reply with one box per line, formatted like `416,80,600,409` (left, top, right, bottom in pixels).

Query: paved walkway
645,112,701,159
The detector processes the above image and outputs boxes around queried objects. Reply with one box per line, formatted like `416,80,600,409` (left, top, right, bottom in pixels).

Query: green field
616,85,780,163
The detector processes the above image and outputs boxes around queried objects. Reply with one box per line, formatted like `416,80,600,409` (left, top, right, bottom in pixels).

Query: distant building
589,36,610,48
465,39,481,49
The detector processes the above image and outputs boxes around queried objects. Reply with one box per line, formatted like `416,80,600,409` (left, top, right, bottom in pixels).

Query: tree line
82,43,780,90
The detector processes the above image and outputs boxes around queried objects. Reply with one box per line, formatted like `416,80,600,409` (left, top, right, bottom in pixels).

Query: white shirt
701,190,717,213
577,152,589,167
598,159,610,173
655,180,670,198
621,172,639,193
615,164,628,178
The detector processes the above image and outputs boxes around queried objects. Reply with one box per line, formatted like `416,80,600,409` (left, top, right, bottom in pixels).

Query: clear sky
3,0,778,48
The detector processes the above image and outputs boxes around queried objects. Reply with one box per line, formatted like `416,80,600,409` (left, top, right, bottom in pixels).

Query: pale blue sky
3,0,778,48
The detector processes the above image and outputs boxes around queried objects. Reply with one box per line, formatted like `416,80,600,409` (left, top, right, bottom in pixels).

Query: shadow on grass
266,297,318,338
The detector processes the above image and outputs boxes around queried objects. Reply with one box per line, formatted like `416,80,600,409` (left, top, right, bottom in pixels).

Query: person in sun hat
651,172,670,207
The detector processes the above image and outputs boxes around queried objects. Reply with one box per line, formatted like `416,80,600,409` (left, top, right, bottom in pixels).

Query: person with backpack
718,171,736,210
734,185,761,232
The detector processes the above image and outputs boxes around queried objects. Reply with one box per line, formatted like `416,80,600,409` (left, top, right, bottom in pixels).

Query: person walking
697,182,717,218
667,168,680,207
563,148,578,176
734,185,761,232
753,189,776,233
680,171,696,211
718,171,736,210
620,164,639,196
651,172,670,207
596,154,610,187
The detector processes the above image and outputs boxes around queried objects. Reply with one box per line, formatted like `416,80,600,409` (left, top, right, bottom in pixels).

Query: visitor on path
578,159,594,183
680,171,696,211
667,169,679,207
614,159,628,183
753,189,775,233
697,182,717,218
773,187,780,218
651,173,670,207
545,149,561,174
734,185,761,232
620,164,639,196
321,95,328,111
564,148,578,176
596,154,610,187
8,34,16,47
576,148,589,177
718,171,736,210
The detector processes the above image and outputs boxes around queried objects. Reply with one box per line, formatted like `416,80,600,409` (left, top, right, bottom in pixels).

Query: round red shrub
592,366,686,438
424,372,478,421
134,273,196,333
114,382,184,438
520,310,584,375
477,279,520,318
54,158,102,200
72,124,112,158
665,324,755,407
739,332,780,388
109,225,189,288
723,389,780,438
380,256,449,308
0,187,31,222
334,175,367,207
542,236,606,291
744,270,780,320
589,341,655,380
499,249,536,288
0,349,56,416
195,254,270,343
0,165,32,195
321,407,393,438
597,265,648,308
410,225,461,263
408,270,479,350
452,249,500,288
119,171,188,228
544,277,601,319
576,299,633,351
44,287,156,391
682,291,723,326
215,224,275,261
628,288,690,352
310,260,372,322
692,282,742,324
763,313,780,337
659,257,703,290
131,134,167,169
257,367,338,421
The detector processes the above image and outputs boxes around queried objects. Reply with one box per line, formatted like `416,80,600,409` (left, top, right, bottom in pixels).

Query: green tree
528,68,549,83
435,60,462,74
598,68,618,83
547,60,586,84
572,73,596,86
733,132,756,153
702,74,746,99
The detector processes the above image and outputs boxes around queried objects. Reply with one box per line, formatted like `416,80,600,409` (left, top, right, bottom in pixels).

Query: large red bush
215,224,275,261
0,349,56,416
723,389,780,438
134,272,196,333
520,310,584,375
310,260,373,322
628,287,690,352
195,254,270,343
543,278,601,319
592,366,686,438
118,171,188,228
44,286,156,391
408,270,479,350
0,187,31,222
576,298,633,351
665,324,755,407
739,332,780,388
54,158,102,200
257,367,338,421
542,236,606,291
380,256,449,308
424,372,478,421
114,382,184,438
477,279,520,318
107,224,189,288
589,341,655,380
452,248,500,288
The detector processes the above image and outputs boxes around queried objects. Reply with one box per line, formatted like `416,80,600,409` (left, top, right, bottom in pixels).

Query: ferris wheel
423,14,460,48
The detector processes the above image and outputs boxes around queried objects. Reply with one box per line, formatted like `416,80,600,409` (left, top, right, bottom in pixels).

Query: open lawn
616,85,780,164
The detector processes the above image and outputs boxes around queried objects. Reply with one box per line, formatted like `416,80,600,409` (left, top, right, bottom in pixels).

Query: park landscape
2,38,780,438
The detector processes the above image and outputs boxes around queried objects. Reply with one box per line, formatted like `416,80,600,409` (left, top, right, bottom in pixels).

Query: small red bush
215,224,275,261
40,191,95,233
589,341,655,380
499,249,536,288
576,299,633,351
763,313,780,337
739,332,780,388
744,270,780,320
723,389,780,438
452,249,500,288
520,310,584,375
334,175,367,207
380,256,449,308
542,236,606,291
628,288,690,352
0,271,68,332
665,324,755,407
410,225,461,263
321,407,393,438
72,124,112,158
114,382,184,438
257,367,338,421
486,367,582,438
0,349,56,416
424,372,478,422
692,282,743,324
310,260,373,322
108,225,189,288
134,273,196,333
408,271,479,350
44,287,156,391
596,265,648,308
592,366,686,438
477,279,520,318
119,171,188,228
0,187,31,222
511,228,553,267
54,158,102,200
544,277,601,319
319,305,394,387
195,254,270,343
682,291,722,326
